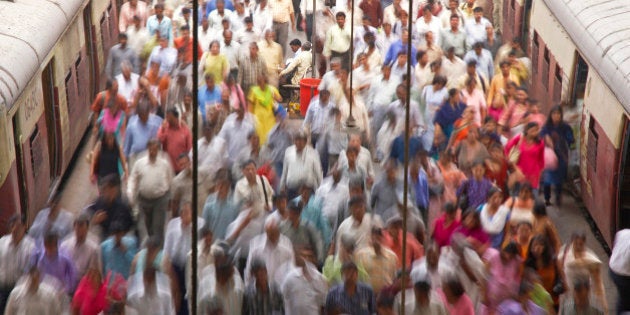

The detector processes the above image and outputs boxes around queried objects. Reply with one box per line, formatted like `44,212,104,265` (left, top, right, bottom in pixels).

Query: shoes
545,200,551,206
555,195,562,206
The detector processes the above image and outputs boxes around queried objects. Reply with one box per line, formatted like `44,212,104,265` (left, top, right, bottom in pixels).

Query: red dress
505,134,545,189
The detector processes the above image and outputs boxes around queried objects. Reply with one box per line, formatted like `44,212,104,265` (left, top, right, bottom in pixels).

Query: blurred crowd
1,0,629,314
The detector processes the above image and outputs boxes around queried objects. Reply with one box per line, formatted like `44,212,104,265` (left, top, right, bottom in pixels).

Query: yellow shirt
203,53,229,84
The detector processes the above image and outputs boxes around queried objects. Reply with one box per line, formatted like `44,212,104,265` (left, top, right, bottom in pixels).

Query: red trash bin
299,78,321,117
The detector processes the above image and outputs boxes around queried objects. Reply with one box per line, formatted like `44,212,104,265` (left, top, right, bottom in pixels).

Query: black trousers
610,268,630,313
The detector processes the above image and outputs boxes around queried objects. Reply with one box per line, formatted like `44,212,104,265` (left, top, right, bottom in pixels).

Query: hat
410,264,431,286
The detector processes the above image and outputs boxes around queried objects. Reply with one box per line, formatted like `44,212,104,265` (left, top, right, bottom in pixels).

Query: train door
11,114,28,214
84,2,98,98
42,60,62,185
617,118,630,230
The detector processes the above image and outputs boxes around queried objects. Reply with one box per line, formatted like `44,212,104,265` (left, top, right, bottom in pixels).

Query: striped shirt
325,282,376,315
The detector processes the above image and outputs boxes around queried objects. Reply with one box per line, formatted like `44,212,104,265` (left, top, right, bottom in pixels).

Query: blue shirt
123,114,162,157
457,178,493,210
390,135,423,165
325,282,376,315
463,49,494,80
146,15,173,46
198,85,223,121
101,235,138,279
293,195,332,249
32,252,77,294
201,193,240,240
414,169,429,210
384,40,417,67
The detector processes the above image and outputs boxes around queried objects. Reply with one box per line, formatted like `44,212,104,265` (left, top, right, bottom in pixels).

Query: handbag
508,137,523,165
544,146,558,170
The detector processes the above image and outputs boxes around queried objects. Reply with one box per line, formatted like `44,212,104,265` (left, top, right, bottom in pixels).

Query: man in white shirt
315,168,350,228
127,139,174,242
253,0,273,37
0,214,35,313
198,18,215,51
59,214,102,285
208,0,234,31
4,267,62,315
217,107,256,165
388,84,424,135
280,41,313,85
147,36,178,76
280,130,323,199
303,89,335,147
281,250,328,314
376,22,399,57
337,132,376,182
441,46,467,87
464,7,491,49
115,61,140,104
439,0,465,29
323,11,352,70
234,160,275,216
415,5,442,47
126,16,151,56
336,196,382,255
244,216,295,286
220,30,241,79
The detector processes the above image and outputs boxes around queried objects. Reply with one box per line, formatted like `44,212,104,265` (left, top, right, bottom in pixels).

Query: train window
553,65,562,103
29,124,40,178
75,56,81,96
542,47,550,89
532,32,539,76
65,72,72,116
588,118,598,173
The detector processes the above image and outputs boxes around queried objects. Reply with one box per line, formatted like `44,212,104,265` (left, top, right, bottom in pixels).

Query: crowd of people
1,0,629,314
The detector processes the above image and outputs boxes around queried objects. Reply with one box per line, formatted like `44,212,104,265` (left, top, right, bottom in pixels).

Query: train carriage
502,0,630,246
0,0,118,233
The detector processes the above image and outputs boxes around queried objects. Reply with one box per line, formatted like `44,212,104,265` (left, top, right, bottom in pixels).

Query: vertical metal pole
346,0,356,127
312,0,317,77
400,0,414,313
191,0,200,314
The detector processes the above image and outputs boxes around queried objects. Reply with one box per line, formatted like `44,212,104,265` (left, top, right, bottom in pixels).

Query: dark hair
443,202,457,214
240,159,256,169
523,121,540,135
533,200,548,217
448,88,459,98
502,241,520,256
167,107,179,118
499,60,511,68
545,105,564,127
99,173,121,189
416,50,426,60
443,275,466,298
289,38,302,46
473,7,483,12
524,234,554,268
250,258,266,274
432,75,447,87
118,33,128,40
466,60,478,67
335,11,346,18
486,186,503,200
348,196,366,208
